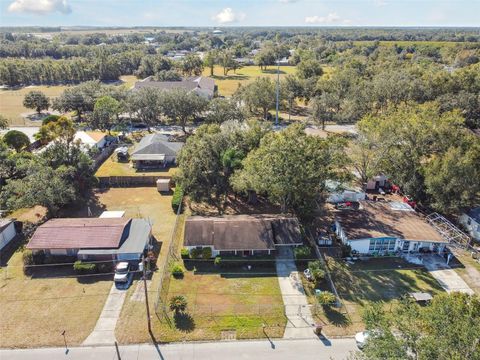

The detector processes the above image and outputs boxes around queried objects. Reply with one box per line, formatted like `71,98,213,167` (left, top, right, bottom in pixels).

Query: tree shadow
173,312,195,332
261,69,287,75
323,306,351,328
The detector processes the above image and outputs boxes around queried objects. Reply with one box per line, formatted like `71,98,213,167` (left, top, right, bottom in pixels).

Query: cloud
8,0,72,14
212,8,245,24
278,0,299,3
305,13,351,24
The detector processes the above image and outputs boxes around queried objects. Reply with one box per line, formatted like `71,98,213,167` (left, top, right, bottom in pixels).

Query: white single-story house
334,201,447,255
27,217,151,261
74,131,108,149
184,215,303,257
0,219,17,251
459,207,480,242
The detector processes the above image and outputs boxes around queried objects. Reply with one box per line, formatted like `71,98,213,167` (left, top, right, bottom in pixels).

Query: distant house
131,133,183,169
74,131,109,149
184,215,303,257
459,207,480,242
134,76,216,99
212,29,223,35
26,217,151,261
334,201,447,255
0,219,17,251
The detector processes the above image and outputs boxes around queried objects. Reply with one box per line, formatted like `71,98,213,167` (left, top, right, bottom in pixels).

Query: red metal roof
27,218,131,250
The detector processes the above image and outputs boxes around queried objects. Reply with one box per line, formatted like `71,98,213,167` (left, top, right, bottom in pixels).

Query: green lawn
305,257,445,336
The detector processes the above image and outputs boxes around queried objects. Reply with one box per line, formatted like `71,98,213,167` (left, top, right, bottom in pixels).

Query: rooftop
27,218,131,250
335,201,446,243
184,215,303,251
0,218,14,232
133,76,215,98
131,133,183,161
467,207,480,222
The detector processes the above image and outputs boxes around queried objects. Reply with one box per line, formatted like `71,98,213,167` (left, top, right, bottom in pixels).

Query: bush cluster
180,248,190,259
171,262,184,278
171,185,184,213
73,260,96,274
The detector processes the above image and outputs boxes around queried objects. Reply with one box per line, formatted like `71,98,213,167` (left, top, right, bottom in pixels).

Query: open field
303,257,445,336
95,150,178,178
203,65,298,97
0,75,136,126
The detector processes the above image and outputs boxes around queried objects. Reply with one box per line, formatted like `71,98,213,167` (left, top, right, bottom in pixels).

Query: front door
402,241,410,252
243,250,251,256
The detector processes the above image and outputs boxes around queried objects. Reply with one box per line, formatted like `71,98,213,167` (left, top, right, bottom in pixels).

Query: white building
0,219,17,251
459,207,480,242
334,201,447,255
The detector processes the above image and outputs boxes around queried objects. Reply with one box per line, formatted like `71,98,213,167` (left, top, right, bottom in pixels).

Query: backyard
302,257,445,336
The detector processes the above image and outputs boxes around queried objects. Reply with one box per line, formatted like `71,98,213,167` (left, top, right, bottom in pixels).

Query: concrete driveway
276,247,317,339
82,283,128,345
422,254,475,295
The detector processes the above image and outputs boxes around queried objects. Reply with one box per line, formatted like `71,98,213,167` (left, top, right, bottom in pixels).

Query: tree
169,295,187,313
91,95,121,133
53,81,102,122
0,114,8,129
23,90,50,114
3,130,30,152
179,54,204,76
218,50,236,76
353,293,480,360
281,75,304,121
237,77,276,120
297,59,323,79
127,88,162,131
231,124,349,218
159,89,208,134
310,93,339,130
0,161,76,216
34,116,76,145
203,50,217,76
205,98,244,124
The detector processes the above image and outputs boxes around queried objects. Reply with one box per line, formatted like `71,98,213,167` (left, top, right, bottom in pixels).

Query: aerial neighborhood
0,8,479,360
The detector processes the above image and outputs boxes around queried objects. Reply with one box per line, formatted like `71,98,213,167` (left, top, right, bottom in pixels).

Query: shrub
341,244,352,258
181,248,190,259
294,246,311,259
202,247,212,259
22,250,34,275
311,268,326,283
73,260,96,274
317,291,336,306
308,260,322,271
41,114,60,125
169,295,187,313
214,256,222,267
97,262,114,273
171,262,184,278
190,248,202,259
171,185,184,213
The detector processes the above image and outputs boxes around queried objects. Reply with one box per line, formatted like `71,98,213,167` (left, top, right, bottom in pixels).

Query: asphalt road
0,338,357,360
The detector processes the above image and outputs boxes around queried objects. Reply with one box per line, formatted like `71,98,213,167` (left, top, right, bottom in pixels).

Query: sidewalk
82,283,127,345
275,247,317,339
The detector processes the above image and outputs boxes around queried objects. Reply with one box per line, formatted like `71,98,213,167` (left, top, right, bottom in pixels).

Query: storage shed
156,179,171,192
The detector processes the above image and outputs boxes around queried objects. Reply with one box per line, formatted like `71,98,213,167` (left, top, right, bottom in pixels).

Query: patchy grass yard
451,249,480,295
0,75,135,126
0,240,112,348
304,257,445,336
202,65,297,97
95,150,177,178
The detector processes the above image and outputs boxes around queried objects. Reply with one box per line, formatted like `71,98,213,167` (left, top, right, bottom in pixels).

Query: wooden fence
96,175,172,188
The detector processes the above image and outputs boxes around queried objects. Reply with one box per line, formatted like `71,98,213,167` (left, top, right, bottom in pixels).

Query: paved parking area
422,255,474,295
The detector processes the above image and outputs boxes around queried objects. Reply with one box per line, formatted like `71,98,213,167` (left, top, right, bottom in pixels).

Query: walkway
275,247,317,339
0,338,357,360
83,283,127,345
422,254,475,295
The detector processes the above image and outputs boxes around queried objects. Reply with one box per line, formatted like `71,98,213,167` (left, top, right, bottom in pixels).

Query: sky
0,0,479,28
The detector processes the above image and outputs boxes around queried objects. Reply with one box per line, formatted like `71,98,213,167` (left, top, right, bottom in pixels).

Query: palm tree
169,295,188,313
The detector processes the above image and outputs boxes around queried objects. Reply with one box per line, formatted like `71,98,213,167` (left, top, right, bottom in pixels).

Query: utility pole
142,255,152,333
275,34,280,126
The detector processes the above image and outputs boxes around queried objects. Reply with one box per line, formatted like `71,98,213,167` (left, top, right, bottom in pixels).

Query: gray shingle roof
131,134,184,161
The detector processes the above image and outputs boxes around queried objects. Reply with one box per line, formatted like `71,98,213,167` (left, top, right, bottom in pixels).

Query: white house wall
347,239,371,254
0,222,16,250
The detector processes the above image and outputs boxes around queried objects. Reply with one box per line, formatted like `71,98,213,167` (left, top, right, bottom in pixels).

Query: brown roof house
27,218,151,261
333,201,447,255
134,76,216,99
184,215,303,257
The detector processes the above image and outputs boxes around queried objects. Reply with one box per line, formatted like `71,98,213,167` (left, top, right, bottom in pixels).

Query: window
369,238,397,253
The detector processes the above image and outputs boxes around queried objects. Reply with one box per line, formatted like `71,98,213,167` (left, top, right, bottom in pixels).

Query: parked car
114,262,131,282
355,331,371,349
303,268,313,281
